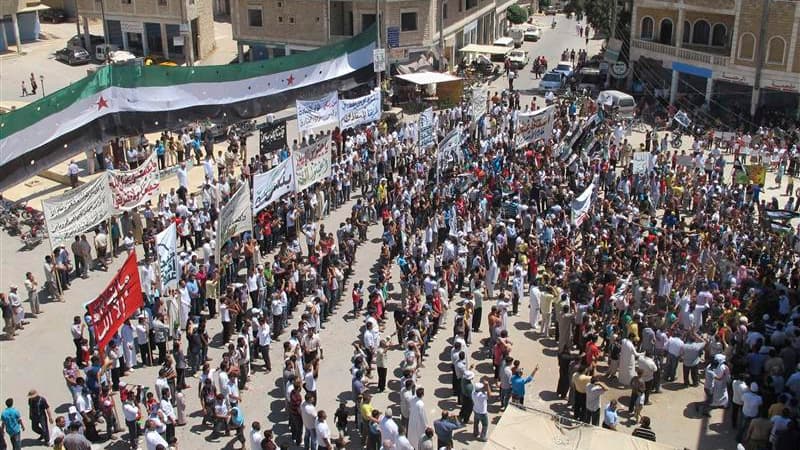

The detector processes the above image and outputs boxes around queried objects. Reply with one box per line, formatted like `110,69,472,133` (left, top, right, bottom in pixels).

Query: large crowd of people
2,47,800,450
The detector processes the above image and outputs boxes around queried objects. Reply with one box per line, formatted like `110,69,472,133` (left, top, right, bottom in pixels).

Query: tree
506,4,529,24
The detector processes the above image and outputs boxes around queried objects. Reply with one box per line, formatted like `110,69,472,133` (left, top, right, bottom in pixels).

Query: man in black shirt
632,416,657,442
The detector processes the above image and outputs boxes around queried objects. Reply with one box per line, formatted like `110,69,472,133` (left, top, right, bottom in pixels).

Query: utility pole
751,0,771,117
180,0,195,66
376,0,382,88
439,0,445,70
98,0,109,45
604,0,618,88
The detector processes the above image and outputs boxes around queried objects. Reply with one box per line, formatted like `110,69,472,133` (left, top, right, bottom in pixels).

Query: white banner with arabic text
156,223,178,289
42,172,114,249
216,181,253,262
515,106,555,148
418,107,435,148
339,90,381,130
293,136,332,192
108,152,160,211
253,157,296,213
571,183,595,226
471,87,488,119
297,91,340,132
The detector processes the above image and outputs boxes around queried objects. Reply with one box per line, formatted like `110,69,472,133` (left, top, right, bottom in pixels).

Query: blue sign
387,27,400,48
671,61,712,79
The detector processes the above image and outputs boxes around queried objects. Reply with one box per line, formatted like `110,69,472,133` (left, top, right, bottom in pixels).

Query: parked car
508,49,529,70
552,61,574,78
68,34,105,50
40,8,67,23
95,44,120,62
544,6,561,15
538,71,564,91
55,46,91,65
523,27,541,42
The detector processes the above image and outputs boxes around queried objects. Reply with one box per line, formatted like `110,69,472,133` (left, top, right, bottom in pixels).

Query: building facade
0,0,49,52
629,0,800,116
75,0,215,62
231,0,522,66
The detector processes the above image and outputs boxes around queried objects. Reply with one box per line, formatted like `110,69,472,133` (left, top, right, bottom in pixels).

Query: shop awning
18,4,51,13
459,44,511,55
394,71,462,85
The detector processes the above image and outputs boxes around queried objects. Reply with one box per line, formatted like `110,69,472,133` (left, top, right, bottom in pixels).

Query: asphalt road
0,14,742,450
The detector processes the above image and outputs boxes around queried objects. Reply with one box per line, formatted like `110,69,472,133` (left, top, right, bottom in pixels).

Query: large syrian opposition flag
0,26,376,190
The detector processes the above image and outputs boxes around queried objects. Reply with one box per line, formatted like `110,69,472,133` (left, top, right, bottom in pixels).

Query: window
658,19,673,45
248,8,263,27
692,20,710,45
278,16,283,23
121,0,131,4
277,1,282,6
158,0,166,5
466,0,478,9
738,33,755,60
443,1,448,20
401,12,417,32
640,17,654,40
459,0,462,12
682,21,691,43
767,36,786,64
711,24,727,47
289,17,295,24
362,13,376,31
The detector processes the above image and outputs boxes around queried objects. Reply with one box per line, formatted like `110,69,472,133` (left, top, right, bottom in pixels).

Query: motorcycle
20,225,44,249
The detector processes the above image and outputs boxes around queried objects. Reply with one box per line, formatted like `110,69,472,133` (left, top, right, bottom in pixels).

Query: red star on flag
286,74,295,85
96,96,109,110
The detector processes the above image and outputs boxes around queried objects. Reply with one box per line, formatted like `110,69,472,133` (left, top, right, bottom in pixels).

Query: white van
596,90,637,118
507,28,524,47
492,37,515,49
95,44,119,62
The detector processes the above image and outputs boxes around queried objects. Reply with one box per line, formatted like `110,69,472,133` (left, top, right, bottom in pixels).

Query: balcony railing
631,38,730,67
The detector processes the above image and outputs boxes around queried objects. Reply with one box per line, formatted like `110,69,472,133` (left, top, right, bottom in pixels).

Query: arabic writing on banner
419,107,435,148
42,172,114,249
259,121,288,154
294,136,332,192
339,90,382,130
571,183,595,226
297,91,340,132
108,152,160,211
515,106,555,149
156,223,178,289
253,157,296,213
471,87,488,119
632,151,654,175
216,181,253,262
87,251,144,352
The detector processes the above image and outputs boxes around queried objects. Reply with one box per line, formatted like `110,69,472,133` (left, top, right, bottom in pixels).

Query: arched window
767,36,786,64
692,20,710,45
738,33,755,60
711,24,727,46
640,17,654,40
682,21,691,43
659,19,673,45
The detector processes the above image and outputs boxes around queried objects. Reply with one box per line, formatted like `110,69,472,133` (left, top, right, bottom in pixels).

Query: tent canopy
459,44,512,55
485,405,681,450
394,71,462,85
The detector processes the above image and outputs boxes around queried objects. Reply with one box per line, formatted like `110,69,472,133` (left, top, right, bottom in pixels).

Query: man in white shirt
739,382,763,441
177,162,189,190
256,319,272,372
585,379,608,426
363,321,380,377
301,393,317,450
250,421,265,450
471,381,491,441
144,419,168,450
315,410,332,450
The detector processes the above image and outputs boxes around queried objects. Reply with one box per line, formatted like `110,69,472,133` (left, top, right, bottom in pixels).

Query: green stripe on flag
0,24,375,139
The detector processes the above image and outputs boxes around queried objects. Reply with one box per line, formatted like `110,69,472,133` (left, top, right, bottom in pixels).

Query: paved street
0,13,748,450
